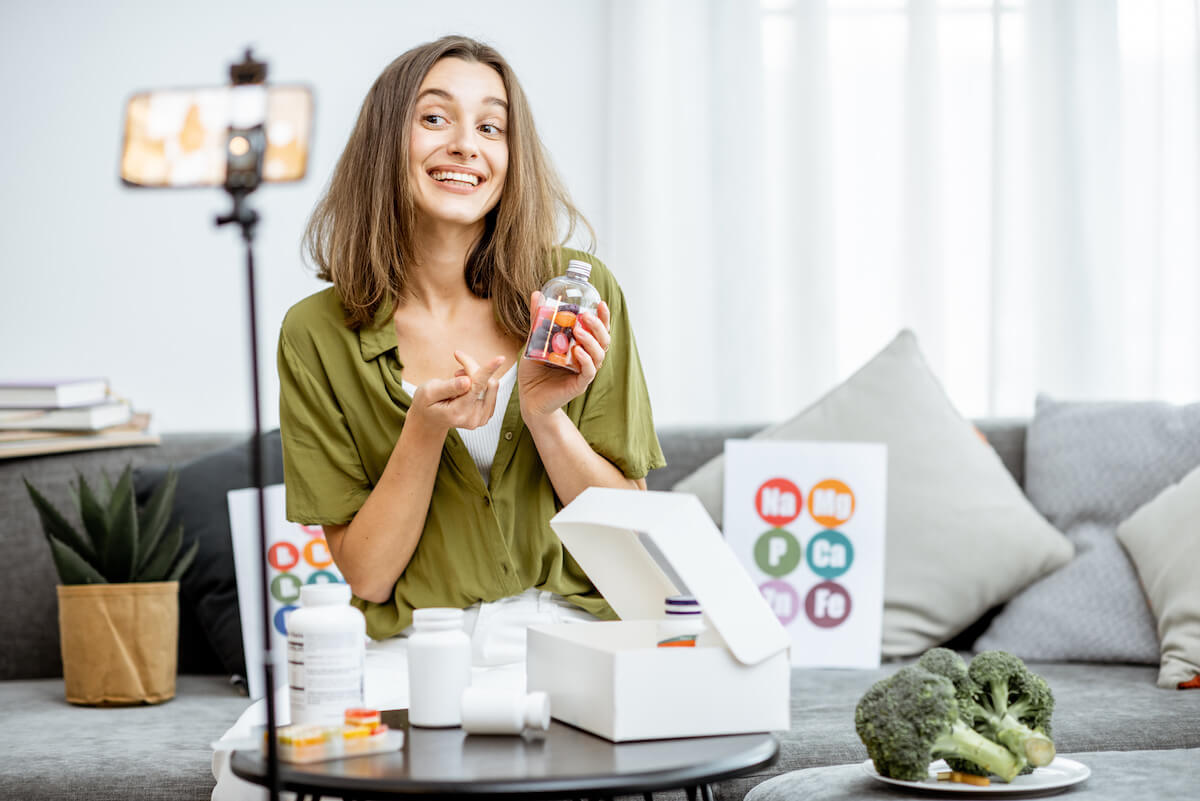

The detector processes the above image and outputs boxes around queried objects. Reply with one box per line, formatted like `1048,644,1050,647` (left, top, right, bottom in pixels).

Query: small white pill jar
407,607,472,727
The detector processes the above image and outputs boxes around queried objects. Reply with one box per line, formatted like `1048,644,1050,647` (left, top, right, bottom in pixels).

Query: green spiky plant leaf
135,522,183,582
103,466,139,582
166,539,200,583
24,479,98,566
25,464,191,585
46,536,107,584
77,474,109,557
135,468,178,576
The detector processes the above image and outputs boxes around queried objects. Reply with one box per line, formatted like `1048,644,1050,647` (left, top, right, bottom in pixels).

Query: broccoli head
967,650,1056,767
918,648,994,776
916,648,1046,775
917,647,970,689
855,665,1023,783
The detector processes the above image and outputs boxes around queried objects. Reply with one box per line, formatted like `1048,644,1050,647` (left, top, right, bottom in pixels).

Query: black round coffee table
230,709,779,800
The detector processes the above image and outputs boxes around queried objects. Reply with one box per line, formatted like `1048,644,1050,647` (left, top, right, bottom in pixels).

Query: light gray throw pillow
1117,464,1200,689
976,395,1200,663
673,330,1073,658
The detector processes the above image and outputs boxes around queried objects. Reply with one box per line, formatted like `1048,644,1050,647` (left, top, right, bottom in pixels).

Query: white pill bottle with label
287,583,366,725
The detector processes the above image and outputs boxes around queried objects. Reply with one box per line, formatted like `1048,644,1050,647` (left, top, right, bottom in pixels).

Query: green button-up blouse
277,250,666,640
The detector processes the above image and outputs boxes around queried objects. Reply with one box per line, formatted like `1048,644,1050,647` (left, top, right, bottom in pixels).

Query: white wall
0,0,609,431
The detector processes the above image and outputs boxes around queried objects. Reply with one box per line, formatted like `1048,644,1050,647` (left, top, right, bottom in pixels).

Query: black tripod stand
214,48,280,801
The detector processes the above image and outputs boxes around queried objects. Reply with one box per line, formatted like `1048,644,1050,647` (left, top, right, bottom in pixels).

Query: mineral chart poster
228,484,347,699
722,441,887,668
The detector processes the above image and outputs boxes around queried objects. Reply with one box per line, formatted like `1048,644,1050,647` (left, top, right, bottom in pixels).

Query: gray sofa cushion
714,659,1200,800
5,661,1192,801
647,423,767,492
978,396,1200,663
0,676,250,801
743,747,1200,801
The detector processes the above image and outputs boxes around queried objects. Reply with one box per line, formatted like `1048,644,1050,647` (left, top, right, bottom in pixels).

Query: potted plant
25,465,197,705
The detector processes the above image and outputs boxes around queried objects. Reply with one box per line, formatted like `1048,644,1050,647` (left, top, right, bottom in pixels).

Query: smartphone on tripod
119,84,313,188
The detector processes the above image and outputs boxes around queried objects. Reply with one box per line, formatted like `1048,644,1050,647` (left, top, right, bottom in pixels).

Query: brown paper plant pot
57,581,180,706
25,464,196,706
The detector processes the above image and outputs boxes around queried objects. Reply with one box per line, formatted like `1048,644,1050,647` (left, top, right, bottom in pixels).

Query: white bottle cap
664,594,702,615
412,607,465,630
299,582,351,606
566,259,592,279
523,691,551,731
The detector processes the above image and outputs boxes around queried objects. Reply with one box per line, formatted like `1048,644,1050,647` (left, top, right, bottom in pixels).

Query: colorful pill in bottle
656,595,706,647
524,259,601,373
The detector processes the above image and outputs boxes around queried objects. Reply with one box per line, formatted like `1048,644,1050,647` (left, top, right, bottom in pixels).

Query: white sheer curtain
604,0,1199,425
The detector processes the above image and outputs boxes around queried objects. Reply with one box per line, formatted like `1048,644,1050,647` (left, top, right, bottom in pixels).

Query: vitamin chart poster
228,484,347,699
722,441,887,669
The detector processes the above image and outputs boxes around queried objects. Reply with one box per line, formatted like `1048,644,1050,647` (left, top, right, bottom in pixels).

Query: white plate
862,758,1091,796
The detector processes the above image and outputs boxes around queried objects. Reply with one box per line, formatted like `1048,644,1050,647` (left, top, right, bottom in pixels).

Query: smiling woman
279,35,663,636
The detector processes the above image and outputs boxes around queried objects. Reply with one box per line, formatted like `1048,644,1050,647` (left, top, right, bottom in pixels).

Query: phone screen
119,84,313,188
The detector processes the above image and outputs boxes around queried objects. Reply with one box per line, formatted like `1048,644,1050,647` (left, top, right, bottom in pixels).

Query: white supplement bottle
287,582,365,725
460,688,551,735
656,595,707,647
407,607,472,727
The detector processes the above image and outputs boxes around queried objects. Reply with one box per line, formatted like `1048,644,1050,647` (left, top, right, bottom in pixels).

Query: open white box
527,488,792,741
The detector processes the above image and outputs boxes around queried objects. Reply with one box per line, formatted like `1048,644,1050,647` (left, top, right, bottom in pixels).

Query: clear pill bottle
524,259,601,373
460,687,551,735
407,607,472,728
287,582,366,725
656,595,707,647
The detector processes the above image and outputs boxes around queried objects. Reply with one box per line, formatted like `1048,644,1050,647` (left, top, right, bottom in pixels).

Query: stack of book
0,378,159,460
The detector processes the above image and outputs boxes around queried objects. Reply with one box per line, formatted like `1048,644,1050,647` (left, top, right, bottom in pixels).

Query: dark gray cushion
134,430,284,684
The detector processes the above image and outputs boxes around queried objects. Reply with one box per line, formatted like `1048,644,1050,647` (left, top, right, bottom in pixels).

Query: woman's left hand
518,290,612,422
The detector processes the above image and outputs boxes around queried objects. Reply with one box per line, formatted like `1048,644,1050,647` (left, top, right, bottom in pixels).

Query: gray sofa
2,422,1197,800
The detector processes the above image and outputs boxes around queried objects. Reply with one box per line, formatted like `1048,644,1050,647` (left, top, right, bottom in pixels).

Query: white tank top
402,366,517,484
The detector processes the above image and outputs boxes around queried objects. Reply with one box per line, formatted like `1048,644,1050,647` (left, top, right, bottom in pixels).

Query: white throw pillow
1117,465,1200,689
672,330,1074,657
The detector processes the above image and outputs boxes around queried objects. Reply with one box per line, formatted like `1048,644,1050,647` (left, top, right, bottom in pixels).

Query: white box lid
550,488,790,666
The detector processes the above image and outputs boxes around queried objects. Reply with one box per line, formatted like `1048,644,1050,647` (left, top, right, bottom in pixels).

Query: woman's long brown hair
304,35,593,337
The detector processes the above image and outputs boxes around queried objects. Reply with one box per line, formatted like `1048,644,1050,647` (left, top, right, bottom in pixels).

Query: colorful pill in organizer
525,300,585,372
269,709,391,763
345,708,381,727
273,724,336,763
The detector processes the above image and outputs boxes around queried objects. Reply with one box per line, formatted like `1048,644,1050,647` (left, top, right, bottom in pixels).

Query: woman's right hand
409,351,506,432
